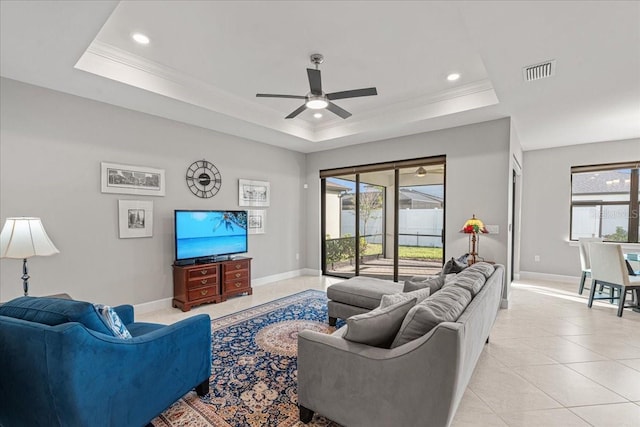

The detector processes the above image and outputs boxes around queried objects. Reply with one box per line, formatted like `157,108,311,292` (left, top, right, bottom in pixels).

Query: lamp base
21,258,30,296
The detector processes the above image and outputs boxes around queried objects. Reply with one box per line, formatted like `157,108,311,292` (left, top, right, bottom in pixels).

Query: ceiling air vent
522,60,556,82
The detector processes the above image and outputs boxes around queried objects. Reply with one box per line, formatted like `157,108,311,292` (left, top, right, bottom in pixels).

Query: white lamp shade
0,217,60,259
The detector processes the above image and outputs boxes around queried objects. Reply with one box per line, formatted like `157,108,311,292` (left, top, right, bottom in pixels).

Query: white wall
520,137,640,277
0,78,307,304
305,118,512,275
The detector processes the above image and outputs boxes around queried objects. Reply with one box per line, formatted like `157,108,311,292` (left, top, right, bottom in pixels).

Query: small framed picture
102,162,165,196
118,200,153,238
239,179,270,207
248,209,266,234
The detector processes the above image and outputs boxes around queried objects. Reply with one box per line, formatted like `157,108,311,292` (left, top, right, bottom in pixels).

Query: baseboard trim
134,297,174,314
252,268,321,286
134,269,323,313
519,271,580,283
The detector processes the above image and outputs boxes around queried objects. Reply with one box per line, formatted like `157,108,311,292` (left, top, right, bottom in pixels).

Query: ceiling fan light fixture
415,166,427,177
306,96,328,110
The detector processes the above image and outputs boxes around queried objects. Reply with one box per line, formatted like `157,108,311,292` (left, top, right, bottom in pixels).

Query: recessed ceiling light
132,33,150,45
313,113,323,119
447,73,460,81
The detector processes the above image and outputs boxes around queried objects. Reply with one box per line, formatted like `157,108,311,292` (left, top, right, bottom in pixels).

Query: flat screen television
174,210,248,264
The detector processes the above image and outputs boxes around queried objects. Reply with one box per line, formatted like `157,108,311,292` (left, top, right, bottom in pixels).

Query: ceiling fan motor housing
310,53,324,67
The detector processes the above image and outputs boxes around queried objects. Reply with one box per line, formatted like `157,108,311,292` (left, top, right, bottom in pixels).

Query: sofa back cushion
391,286,472,348
443,269,486,297
0,296,114,336
343,297,417,348
466,262,495,278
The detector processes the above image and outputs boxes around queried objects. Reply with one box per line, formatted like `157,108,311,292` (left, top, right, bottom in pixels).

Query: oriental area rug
151,290,342,427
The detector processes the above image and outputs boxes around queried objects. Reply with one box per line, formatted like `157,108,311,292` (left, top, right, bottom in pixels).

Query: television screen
175,210,247,261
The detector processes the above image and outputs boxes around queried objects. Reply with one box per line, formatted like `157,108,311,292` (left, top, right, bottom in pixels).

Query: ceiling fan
256,53,377,119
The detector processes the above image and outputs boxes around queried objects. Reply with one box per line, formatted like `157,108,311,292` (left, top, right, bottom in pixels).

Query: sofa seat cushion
391,286,472,348
343,297,417,348
327,277,402,310
127,322,166,337
0,296,114,336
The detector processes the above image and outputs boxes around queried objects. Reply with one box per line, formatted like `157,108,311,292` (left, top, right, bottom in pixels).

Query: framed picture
239,179,270,207
118,200,153,238
101,162,165,196
248,209,266,234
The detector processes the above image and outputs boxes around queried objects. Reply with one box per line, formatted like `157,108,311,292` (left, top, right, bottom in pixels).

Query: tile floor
138,275,640,427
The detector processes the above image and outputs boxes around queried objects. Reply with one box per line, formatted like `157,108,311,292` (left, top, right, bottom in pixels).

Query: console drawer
187,285,219,301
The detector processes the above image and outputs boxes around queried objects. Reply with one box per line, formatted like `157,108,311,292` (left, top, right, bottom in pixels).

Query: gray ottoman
326,276,402,326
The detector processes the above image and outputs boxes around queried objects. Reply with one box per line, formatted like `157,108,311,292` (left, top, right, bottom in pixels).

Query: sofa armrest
297,323,463,427
113,304,134,325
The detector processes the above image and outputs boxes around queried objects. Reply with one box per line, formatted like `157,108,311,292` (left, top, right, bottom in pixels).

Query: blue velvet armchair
0,296,212,427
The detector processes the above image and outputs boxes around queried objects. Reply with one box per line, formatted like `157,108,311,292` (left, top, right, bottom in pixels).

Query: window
570,162,640,242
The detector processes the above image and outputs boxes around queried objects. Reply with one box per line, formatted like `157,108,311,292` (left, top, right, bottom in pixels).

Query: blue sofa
0,296,212,427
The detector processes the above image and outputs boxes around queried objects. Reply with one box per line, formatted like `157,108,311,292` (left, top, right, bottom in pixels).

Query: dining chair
578,237,603,295
588,243,640,317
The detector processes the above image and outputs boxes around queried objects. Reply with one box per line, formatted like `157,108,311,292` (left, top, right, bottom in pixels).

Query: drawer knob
235,264,241,269
201,279,208,284
235,272,241,278
235,283,242,288
200,289,208,296
200,270,208,275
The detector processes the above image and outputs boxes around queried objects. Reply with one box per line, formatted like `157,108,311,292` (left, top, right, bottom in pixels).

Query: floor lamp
460,214,488,265
0,217,60,296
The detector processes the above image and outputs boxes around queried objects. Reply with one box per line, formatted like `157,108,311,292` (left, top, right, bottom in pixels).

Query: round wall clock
185,160,221,198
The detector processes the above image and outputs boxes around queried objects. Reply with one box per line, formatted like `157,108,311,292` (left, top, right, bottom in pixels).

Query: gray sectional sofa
298,263,504,427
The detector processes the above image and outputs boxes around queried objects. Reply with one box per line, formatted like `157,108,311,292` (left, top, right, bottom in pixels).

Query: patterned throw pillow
94,304,132,339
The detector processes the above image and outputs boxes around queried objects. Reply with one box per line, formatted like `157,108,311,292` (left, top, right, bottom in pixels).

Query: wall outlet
534,255,540,262
296,253,300,260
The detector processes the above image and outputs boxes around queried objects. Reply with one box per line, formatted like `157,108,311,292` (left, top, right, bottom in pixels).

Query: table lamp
0,217,60,296
460,214,488,265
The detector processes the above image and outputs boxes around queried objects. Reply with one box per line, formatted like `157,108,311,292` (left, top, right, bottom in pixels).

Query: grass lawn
364,243,442,260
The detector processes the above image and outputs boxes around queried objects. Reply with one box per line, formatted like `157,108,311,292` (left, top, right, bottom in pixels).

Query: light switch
486,225,499,234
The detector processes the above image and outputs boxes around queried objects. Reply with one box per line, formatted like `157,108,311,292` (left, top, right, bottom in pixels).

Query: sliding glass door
321,157,445,281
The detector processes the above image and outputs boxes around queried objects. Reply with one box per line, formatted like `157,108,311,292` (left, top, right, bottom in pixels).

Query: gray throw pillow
380,288,431,308
343,297,417,348
391,286,472,348
404,275,444,293
442,257,467,274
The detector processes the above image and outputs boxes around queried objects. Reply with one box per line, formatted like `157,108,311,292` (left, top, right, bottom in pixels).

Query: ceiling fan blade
327,87,378,100
326,102,352,119
285,104,307,119
256,94,306,99
307,68,322,95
